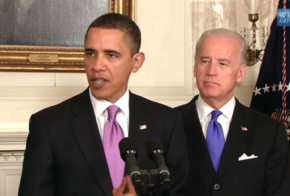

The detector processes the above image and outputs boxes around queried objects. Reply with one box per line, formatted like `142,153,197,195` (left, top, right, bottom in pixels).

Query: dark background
0,0,108,47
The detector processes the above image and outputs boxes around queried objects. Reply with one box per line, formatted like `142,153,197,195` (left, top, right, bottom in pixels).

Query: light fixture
205,0,238,31
240,0,269,66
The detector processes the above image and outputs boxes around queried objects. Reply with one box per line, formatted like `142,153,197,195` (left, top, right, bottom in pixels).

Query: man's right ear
132,52,145,73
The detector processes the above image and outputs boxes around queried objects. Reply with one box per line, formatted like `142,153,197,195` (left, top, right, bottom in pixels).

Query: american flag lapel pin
139,124,147,130
241,126,248,131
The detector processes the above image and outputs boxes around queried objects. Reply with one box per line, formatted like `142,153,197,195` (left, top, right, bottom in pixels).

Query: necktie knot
107,105,119,121
211,110,222,121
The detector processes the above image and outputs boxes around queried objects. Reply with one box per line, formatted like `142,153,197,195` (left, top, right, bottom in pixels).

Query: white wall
0,0,278,195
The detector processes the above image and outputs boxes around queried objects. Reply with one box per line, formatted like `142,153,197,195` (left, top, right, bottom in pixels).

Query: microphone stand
134,169,166,196
146,178,155,196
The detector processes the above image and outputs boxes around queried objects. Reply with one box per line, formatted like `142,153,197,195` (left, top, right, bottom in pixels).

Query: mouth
95,78,106,84
91,78,109,88
204,81,219,86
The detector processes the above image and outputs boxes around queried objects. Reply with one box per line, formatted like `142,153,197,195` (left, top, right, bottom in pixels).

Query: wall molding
0,152,24,162
0,167,22,196
0,132,27,151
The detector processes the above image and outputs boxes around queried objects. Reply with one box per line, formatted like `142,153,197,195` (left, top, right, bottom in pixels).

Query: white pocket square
238,153,258,161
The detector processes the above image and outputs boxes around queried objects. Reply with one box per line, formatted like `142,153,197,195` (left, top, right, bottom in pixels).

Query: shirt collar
89,88,130,119
196,96,236,120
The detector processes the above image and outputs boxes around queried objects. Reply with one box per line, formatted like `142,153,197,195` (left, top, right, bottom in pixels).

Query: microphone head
119,137,138,161
146,138,164,156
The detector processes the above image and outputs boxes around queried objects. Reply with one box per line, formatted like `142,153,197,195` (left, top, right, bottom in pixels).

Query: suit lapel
182,96,216,177
70,89,112,196
126,92,154,174
129,93,146,138
128,92,153,146
216,100,250,180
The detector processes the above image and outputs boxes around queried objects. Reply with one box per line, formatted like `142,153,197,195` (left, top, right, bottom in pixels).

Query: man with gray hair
175,28,290,196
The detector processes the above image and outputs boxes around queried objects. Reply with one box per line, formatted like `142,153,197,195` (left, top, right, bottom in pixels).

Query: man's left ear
132,52,145,73
237,64,246,83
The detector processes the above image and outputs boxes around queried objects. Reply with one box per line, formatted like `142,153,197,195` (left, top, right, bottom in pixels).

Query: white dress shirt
196,96,236,141
89,89,129,141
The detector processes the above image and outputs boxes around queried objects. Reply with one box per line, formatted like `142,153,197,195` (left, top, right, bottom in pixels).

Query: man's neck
199,95,234,109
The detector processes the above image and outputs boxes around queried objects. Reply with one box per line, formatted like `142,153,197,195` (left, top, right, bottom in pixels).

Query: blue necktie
206,110,225,172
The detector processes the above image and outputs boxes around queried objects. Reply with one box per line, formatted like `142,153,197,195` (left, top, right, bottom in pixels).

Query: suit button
213,184,220,190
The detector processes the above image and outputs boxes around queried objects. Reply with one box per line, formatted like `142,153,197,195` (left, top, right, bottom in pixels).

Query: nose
92,55,106,72
207,62,217,76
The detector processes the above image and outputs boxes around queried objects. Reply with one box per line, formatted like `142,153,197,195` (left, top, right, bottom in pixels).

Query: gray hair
195,28,247,66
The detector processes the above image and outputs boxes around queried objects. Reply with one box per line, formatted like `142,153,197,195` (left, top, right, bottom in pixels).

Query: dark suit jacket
18,89,189,196
175,96,290,196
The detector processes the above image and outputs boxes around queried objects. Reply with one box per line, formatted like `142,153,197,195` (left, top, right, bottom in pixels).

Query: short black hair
84,13,141,55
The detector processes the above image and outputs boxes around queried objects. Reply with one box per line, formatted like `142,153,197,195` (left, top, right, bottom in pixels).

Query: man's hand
113,176,137,196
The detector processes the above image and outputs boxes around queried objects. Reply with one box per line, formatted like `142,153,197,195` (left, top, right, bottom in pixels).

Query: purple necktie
206,110,225,172
103,105,125,189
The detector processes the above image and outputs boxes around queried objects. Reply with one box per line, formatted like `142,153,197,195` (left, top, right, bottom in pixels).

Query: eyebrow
84,48,95,53
217,58,230,63
198,56,230,63
104,49,121,56
198,56,210,59
84,48,121,56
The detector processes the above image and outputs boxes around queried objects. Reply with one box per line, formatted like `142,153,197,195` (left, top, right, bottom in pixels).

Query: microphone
146,138,171,189
119,138,144,193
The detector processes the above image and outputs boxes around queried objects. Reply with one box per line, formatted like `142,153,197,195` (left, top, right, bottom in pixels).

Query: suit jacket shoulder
33,88,89,118
130,92,180,116
234,101,287,141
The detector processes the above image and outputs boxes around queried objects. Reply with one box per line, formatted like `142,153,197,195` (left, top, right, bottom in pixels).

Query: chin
201,91,219,98
205,94,218,99
91,91,108,100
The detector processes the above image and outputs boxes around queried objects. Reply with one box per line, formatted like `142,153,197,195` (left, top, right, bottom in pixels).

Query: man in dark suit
175,28,290,196
18,13,189,196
